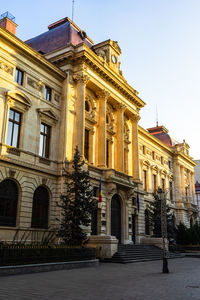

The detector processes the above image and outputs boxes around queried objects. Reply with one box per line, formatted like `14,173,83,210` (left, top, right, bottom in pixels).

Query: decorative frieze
54,93,60,102
6,147,21,156
27,77,36,88
27,77,44,92
0,61,13,75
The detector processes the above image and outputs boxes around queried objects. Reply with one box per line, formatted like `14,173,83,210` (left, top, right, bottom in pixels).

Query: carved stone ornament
0,61,14,75
132,114,140,122
54,93,60,102
106,103,115,133
73,73,90,84
116,102,126,111
9,169,16,178
36,80,44,92
111,41,122,54
85,95,97,121
27,77,37,88
42,178,47,185
96,89,110,100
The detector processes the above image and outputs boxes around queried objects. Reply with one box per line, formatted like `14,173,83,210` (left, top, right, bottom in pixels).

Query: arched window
0,179,18,227
31,186,49,229
145,209,150,235
85,101,90,112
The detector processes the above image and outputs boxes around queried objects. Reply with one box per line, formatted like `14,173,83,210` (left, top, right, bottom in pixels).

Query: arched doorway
0,179,18,227
111,194,121,243
31,186,49,229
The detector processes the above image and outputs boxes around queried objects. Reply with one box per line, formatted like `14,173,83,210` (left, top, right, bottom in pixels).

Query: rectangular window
185,187,188,201
153,174,157,194
170,182,173,201
15,68,23,85
44,86,52,101
39,123,51,158
152,151,155,160
142,145,146,154
162,178,165,191
106,139,110,168
84,129,89,161
143,170,147,191
6,109,21,148
168,160,171,169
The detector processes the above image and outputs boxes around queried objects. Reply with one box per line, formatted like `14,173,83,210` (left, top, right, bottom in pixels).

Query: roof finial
156,105,158,127
72,0,75,22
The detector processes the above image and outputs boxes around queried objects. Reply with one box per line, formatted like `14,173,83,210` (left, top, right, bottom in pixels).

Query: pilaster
73,73,90,156
116,103,126,173
132,114,140,181
97,90,110,167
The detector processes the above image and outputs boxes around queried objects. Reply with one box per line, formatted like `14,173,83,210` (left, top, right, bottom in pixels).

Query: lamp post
158,187,169,273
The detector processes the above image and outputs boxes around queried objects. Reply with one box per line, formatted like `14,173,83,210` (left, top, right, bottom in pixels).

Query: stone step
104,244,183,264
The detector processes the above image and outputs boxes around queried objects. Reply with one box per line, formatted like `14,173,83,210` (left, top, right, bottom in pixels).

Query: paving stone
0,258,200,300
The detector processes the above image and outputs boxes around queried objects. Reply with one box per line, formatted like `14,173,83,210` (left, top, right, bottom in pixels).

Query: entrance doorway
111,194,121,243
132,214,136,244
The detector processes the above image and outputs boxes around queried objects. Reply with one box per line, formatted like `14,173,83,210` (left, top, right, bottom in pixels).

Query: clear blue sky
1,0,200,159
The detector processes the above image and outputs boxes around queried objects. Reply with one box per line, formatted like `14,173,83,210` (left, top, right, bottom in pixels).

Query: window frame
84,128,90,161
15,68,23,85
39,123,51,158
44,86,52,102
6,108,21,148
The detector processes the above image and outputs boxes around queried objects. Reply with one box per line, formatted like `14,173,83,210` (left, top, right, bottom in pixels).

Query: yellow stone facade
0,16,198,244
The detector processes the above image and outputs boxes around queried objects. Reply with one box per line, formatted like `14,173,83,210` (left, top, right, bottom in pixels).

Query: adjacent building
194,160,200,221
0,13,198,245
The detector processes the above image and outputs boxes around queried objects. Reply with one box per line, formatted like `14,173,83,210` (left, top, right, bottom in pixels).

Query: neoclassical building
0,13,198,245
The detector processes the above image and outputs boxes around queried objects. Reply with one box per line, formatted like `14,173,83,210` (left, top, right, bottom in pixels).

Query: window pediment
37,108,58,125
5,91,32,112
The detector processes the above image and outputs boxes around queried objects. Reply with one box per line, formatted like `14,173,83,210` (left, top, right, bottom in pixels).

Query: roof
26,17,94,54
147,125,177,148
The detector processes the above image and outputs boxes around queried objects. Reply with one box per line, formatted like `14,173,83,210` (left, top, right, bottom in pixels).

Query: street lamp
158,187,169,273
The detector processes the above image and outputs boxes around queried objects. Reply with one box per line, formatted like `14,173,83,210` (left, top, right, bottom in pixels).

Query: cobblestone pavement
0,258,200,300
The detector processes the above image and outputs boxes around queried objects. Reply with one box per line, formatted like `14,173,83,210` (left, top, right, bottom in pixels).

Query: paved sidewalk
0,258,200,300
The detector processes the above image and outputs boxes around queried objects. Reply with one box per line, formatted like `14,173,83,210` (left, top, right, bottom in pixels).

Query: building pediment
5,90,32,112
37,108,58,125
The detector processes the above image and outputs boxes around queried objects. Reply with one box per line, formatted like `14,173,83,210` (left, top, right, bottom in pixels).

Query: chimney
0,12,17,35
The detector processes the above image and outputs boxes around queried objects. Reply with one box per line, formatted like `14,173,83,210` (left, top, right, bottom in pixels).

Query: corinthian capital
96,89,110,100
73,73,90,84
115,102,127,111
132,114,140,122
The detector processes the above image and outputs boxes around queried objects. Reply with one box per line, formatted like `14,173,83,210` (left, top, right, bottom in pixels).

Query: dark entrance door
111,194,121,243
132,214,136,244
91,208,98,235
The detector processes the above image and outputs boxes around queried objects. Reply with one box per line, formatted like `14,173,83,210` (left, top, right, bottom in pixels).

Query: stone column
191,172,195,203
174,162,183,223
189,171,193,203
97,90,110,167
180,166,185,200
73,73,90,156
116,103,126,173
132,115,140,181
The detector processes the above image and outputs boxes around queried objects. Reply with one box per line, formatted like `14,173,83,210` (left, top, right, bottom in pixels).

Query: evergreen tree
149,193,175,239
57,146,97,246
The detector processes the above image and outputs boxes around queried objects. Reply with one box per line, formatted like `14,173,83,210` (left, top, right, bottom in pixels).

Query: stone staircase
103,244,183,264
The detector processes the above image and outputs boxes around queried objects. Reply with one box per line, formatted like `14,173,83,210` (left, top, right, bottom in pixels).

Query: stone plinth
140,237,169,250
87,235,118,259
